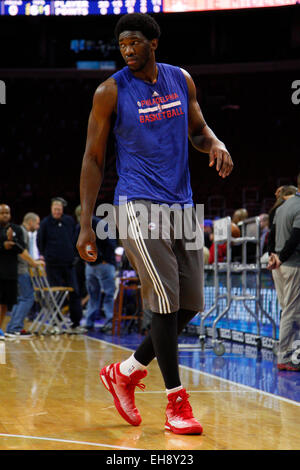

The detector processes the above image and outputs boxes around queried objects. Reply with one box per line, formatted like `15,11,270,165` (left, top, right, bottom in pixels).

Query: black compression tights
134,309,197,390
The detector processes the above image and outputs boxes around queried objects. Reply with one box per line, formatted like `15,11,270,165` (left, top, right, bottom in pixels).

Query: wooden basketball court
0,334,299,450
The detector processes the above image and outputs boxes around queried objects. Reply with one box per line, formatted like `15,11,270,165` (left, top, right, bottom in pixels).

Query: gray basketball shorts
114,200,204,314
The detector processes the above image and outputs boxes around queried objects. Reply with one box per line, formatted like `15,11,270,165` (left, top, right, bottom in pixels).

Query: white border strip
0,433,142,450
127,202,164,313
89,337,300,407
138,101,182,114
135,390,255,394
127,201,171,313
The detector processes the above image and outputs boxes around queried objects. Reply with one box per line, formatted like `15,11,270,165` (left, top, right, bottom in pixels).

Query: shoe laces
131,382,146,392
170,391,194,418
128,374,146,393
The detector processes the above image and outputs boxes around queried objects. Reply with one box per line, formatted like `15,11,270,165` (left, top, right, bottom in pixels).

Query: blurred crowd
0,196,122,340
1,179,298,342
203,183,298,265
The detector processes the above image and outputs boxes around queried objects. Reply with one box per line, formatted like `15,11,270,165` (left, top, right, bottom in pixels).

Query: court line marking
136,390,257,393
0,433,143,451
88,336,300,407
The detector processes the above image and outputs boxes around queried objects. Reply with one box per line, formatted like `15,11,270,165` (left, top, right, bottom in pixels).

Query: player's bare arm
181,68,233,179
76,78,117,262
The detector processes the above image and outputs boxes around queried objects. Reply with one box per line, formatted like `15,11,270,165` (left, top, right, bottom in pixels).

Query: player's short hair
114,13,161,41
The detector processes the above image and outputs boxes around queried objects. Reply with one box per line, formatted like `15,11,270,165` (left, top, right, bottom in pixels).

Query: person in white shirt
6,212,44,338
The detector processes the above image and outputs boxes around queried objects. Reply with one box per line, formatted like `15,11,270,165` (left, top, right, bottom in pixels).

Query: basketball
231,222,241,238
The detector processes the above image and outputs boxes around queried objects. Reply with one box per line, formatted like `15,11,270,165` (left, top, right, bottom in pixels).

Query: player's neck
132,60,158,84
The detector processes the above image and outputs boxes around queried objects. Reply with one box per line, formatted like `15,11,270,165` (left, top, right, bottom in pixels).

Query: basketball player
77,13,233,435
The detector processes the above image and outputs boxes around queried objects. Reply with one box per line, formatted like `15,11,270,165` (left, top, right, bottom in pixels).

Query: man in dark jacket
37,198,84,332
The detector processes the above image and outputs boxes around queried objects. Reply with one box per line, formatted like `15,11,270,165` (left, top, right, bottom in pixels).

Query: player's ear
151,38,159,51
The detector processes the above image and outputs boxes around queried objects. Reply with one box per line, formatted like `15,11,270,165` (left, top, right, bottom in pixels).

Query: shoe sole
165,422,203,435
99,372,141,426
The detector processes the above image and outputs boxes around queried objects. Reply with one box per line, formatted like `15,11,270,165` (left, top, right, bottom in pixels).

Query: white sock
119,354,147,376
166,385,183,396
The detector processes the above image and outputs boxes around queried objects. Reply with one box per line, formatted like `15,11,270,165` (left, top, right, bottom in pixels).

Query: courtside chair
28,266,73,334
112,276,143,336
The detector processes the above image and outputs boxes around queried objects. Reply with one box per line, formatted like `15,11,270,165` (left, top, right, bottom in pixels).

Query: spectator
209,239,227,264
259,213,270,255
0,204,39,339
275,185,284,200
76,206,117,333
232,208,248,225
269,185,297,226
37,198,84,333
203,219,213,249
115,246,125,269
28,219,40,260
231,208,257,262
209,222,240,264
203,246,210,264
5,212,44,338
267,172,300,371
27,213,42,321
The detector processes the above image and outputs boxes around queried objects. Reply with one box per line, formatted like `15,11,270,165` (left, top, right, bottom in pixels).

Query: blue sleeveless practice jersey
111,63,193,206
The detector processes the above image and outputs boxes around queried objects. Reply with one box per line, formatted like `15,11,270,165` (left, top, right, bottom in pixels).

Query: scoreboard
0,0,296,15
0,1,163,15
164,0,297,12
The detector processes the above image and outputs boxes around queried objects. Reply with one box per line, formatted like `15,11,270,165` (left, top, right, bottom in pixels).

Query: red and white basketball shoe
165,388,203,435
100,362,147,426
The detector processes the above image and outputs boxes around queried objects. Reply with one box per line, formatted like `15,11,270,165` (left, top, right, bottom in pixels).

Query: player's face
119,31,156,72
0,205,11,225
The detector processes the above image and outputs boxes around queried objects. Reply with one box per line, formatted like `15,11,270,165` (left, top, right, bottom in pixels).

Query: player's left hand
209,143,233,178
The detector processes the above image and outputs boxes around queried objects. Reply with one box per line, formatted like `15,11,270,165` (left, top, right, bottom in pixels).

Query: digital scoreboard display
0,0,296,15
164,0,297,12
0,0,162,15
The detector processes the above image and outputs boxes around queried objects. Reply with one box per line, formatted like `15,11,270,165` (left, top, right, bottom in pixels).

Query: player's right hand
76,227,97,262
209,143,233,178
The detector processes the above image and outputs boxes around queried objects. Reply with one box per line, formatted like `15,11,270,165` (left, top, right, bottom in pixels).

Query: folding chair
112,276,143,336
28,266,74,335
